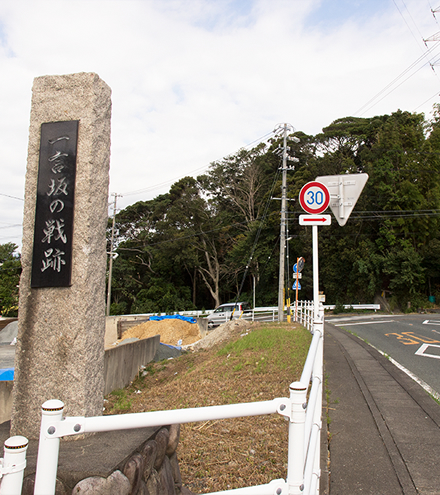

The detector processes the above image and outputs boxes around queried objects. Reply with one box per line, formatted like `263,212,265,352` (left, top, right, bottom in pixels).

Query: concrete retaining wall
103,335,160,395
0,382,13,425
0,336,160,424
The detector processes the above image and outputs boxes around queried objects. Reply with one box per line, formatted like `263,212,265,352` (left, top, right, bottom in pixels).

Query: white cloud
0,0,439,249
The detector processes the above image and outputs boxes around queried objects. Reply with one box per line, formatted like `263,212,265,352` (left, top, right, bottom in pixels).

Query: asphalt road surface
326,313,440,397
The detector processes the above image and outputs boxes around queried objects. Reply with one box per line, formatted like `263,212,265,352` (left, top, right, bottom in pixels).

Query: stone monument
11,72,112,439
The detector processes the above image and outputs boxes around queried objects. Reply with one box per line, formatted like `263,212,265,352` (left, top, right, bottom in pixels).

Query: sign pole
295,258,299,321
298,181,329,322
299,175,369,319
312,226,319,320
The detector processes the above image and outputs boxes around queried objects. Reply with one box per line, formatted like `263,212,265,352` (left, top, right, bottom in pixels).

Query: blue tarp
160,343,182,350
0,368,14,381
150,315,197,324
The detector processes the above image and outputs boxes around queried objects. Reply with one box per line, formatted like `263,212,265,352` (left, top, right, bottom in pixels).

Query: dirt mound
191,319,254,351
120,318,202,347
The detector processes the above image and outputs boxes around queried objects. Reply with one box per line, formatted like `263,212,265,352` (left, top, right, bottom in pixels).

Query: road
326,313,440,397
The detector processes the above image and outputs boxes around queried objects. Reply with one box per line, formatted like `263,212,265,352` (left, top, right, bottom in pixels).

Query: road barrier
0,304,324,495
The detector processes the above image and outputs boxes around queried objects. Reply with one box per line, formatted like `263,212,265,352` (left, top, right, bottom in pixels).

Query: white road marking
415,343,440,360
328,315,396,323
422,320,440,326
335,320,395,326
375,348,440,401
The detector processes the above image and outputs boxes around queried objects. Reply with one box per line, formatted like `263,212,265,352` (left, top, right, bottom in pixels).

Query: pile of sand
191,319,254,351
120,318,202,347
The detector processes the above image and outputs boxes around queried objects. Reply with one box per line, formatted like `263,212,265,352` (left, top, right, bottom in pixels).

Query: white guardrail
0,301,323,495
111,303,379,326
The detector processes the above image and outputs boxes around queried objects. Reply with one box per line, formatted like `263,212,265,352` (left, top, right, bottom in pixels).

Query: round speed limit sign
299,181,330,214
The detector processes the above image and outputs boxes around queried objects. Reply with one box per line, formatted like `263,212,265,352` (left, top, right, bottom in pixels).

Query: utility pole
106,193,122,316
278,125,288,322
276,124,299,322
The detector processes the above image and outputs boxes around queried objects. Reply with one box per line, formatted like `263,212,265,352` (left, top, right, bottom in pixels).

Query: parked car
206,302,251,328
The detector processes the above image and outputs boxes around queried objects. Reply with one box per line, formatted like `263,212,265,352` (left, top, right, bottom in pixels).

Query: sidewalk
322,322,440,495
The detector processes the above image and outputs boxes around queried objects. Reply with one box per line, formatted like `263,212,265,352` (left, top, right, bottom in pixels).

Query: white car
206,302,251,328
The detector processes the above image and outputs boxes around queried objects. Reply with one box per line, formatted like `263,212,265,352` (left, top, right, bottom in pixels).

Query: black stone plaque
31,121,79,288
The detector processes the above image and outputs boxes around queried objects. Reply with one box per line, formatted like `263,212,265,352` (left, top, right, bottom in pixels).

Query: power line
354,3,440,116
0,193,24,201
288,209,440,220
393,0,427,51
120,130,276,198
350,211,440,219
115,208,440,253
413,89,440,110
354,41,440,116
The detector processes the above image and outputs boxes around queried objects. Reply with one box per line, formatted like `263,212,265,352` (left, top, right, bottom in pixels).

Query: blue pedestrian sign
292,281,301,290
293,257,305,273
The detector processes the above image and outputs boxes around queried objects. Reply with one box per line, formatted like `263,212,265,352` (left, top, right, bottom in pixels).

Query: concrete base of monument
0,420,191,494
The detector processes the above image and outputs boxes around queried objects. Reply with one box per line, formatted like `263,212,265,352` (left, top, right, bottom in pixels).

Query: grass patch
104,322,312,493
218,325,311,374
109,389,132,411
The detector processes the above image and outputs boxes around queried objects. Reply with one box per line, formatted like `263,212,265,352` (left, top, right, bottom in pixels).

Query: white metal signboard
316,173,368,226
299,181,330,214
299,214,331,226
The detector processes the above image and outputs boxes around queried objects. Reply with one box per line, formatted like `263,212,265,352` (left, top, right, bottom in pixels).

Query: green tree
107,108,440,314
0,243,21,317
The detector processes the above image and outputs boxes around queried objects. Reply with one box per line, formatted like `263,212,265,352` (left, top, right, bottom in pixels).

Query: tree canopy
107,108,440,314
0,243,21,317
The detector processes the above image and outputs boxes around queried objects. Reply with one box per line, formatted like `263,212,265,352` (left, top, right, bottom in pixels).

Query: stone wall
20,424,191,495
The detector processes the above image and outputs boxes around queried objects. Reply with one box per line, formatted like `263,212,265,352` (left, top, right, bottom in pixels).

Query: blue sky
0,0,439,249
306,0,393,27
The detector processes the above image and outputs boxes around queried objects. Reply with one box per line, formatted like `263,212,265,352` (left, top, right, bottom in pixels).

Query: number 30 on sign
299,181,330,215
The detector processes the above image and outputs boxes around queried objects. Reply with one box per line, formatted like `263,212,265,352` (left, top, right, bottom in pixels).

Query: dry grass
104,321,311,494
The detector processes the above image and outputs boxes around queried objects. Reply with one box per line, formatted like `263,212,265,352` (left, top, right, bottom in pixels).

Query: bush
110,301,127,316
333,301,345,314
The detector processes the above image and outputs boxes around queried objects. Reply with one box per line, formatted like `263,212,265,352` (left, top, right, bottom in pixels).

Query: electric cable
355,43,440,116
120,130,276,198
413,89,440,110
355,2,440,116
393,0,427,50
0,193,24,201
230,163,282,311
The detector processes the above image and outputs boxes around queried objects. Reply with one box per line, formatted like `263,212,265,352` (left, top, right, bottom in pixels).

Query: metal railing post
287,382,307,495
0,436,28,495
34,399,64,495
304,306,324,495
